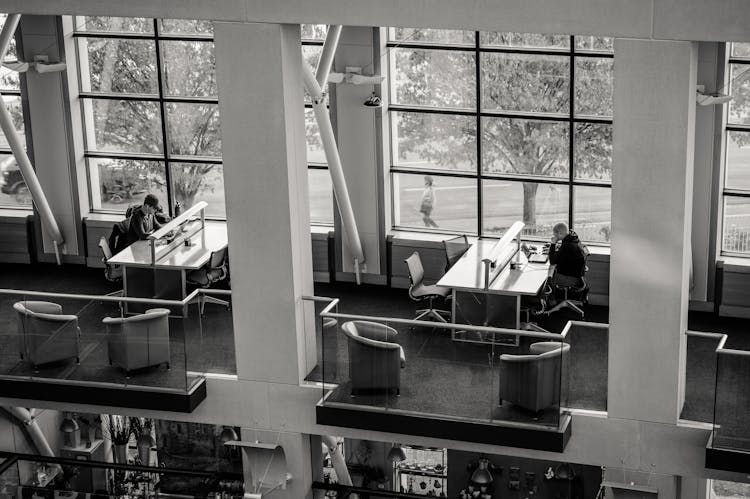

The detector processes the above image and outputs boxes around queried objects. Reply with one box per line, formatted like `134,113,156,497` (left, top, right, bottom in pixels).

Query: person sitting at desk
123,193,163,246
548,222,586,287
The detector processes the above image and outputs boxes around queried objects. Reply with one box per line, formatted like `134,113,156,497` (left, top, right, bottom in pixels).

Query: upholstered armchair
498,341,570,413
103,308,171,375
341,320,405,395
14,301,80,370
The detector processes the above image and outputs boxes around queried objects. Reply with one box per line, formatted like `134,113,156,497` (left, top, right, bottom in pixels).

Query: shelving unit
394,446,447,497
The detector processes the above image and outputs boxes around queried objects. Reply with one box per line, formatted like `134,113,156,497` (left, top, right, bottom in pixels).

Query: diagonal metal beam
314,25,341,89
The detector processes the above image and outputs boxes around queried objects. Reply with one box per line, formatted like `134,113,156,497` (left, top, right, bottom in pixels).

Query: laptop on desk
528,253,549,264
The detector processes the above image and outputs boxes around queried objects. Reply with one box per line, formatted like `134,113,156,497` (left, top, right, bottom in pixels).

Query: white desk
109,222,228,316
437,239,550,344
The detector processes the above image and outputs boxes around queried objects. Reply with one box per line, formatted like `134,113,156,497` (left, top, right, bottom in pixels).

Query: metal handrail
0,286,228,307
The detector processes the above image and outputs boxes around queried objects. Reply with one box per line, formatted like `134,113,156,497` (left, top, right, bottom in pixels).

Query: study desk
437,239,551,344
108,221,228,316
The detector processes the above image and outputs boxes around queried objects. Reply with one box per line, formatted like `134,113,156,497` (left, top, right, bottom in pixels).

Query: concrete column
214,22,316,384
608,39,697,423
334,27,385,283
19,16,85,262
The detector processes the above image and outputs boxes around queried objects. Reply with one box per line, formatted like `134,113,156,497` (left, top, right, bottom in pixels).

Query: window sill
718,255,750,273
0,207,33,219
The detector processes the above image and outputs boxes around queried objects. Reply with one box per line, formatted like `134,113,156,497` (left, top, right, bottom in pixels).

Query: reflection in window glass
574,36,613,52
483,180,568,238
305,108,326,164
482,117,568,178
574,123,613,181
729,64,750,125
77,38,158,94
391,48,476,108
171,163,225,219
75,16,153,33
0,96,24,148
392,111,477,172
725,131,750,191
161,40,216,97
301,24,327,41
723,196,750,254
0,15,19,91
390,28,474,45
84,99,163,154
0,154,30,207
89,158,166,211
480,32,569,49
159,19,213,35
393,173,477,232
574,186,611,243
731,43,750,58
481,53,569,113
166,103,221,157
575,58,613,117
309,169,334,225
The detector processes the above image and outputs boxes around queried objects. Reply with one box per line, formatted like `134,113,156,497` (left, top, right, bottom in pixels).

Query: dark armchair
341,320,405,395
498,341,570,413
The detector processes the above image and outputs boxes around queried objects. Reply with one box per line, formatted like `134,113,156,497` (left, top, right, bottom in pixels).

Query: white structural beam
314,25,341,89
0,14,65,263
302,33,366,281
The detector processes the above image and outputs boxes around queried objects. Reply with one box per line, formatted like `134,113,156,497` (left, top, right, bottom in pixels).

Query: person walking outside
419,175,439,228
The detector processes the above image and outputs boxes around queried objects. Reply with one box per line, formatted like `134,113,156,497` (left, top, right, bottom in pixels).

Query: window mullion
475,31,482,237
153,18,173,216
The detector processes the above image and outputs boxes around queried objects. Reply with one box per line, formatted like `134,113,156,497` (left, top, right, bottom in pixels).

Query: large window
388,30,613,243
74,17,225,218
0,13,30,208
722,42,750,255
302,24,334,225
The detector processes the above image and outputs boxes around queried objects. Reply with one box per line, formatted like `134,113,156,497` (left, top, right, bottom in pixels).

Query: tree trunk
522,182,539,229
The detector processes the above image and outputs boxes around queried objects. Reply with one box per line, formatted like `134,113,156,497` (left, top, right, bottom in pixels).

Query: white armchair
14,301,80,370
103,308,171,375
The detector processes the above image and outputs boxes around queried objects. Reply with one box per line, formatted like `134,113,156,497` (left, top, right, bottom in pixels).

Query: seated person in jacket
548,222,587,287
124,193,163,246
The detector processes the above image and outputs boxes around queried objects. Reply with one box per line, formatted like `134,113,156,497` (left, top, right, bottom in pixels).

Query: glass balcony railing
0,287,236,397
317,298,576,431
712,345,750,452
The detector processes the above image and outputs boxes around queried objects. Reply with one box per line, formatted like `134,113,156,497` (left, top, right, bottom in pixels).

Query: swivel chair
98,237,124,291
404,252,451,322
543,248,590,319
442,234,470,273
187,247,230,315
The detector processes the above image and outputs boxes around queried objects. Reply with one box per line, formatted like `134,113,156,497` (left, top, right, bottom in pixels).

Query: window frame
386,31,613,243
73,17,223,219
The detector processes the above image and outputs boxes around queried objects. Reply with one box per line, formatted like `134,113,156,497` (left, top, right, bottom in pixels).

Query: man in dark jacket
124,193,163,246
548,222,587,286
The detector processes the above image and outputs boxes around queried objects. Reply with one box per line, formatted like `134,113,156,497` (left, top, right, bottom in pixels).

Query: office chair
442,234,470,273
98,237,124,298
404,252,451,322
187,247,230,314
542,248,590,319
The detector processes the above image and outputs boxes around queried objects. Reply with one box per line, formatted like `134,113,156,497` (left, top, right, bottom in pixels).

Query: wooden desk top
108,222,228,270
437,239,550,296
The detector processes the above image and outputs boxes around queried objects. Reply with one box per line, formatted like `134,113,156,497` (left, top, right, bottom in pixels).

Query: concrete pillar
19,16,85,262
334,27,385,283
214,22,316,384
608,39,697,423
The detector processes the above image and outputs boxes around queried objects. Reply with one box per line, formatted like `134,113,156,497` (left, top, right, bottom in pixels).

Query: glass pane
574,36,613,52
161,40,216,97
305,108,326,164
392,111,477,172
574,185,611,243
171,163,225,218
723,196,750,254
78,38,158,94
393,172,477,232
303,45,323,69
574,123,613,181
725,131,750,190
0,154,31,207
0,95,25,148
481,53,570,113
301,24,327,41
74,16,153,33
391,48,476,109
166,103,221,157
159,19,213,36
89,158,166,211
732,43,750,58
480,32,569,49
728,64,750,125
482,117,568,178
83,99,163,154
309,168,334,224
0,15,19,91
482,180,568,237
389,28,475,45
575,57,613,117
